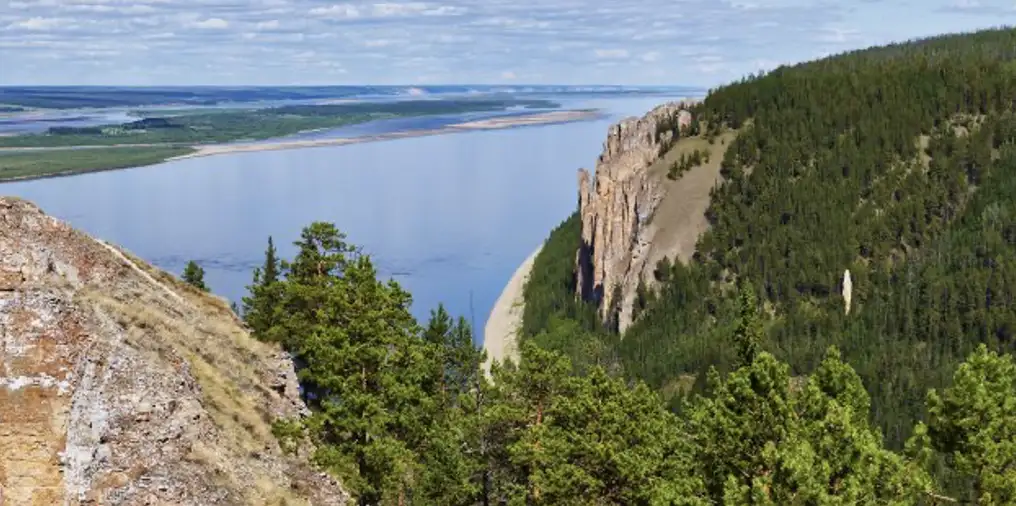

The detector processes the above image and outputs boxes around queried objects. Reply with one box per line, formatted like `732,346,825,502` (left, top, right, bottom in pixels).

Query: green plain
0,146,195,181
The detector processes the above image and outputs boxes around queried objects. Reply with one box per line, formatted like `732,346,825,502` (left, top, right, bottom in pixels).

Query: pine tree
241,236,282,339
416,316,487,506
181,260,208,291
923,345,1016,504
272,222,357,352
732,283,764,367
281,240,431,505
687,348,929,503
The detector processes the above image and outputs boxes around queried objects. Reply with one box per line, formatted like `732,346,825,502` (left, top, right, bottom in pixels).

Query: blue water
0,93,696,342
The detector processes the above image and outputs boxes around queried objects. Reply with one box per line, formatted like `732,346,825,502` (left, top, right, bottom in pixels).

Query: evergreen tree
732,283,764,368
415,317,487,506
254,217,1016,505
271,222,356,351
181,260,207,291
923,345,1016,504
686,348,929,503
241,236,282,339
295,255,428,505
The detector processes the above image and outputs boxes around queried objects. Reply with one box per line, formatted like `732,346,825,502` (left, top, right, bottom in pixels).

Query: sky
0,0,1013,86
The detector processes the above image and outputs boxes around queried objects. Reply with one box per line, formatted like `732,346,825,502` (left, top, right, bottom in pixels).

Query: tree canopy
244,218,1011,505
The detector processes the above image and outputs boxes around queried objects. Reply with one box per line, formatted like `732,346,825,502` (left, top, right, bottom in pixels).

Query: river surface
0,93,694,342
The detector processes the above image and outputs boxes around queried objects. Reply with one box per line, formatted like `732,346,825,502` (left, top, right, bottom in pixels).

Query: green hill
522,27,1016,451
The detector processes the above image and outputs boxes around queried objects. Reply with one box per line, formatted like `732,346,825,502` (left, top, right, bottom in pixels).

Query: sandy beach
168,109,601,161
483,244,543,375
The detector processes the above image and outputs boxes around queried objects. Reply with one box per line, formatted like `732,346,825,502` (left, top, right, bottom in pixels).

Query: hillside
520,26,1016,452
0,197,347,505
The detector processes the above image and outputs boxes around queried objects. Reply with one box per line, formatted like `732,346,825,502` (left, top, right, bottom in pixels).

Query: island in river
0,97,602,182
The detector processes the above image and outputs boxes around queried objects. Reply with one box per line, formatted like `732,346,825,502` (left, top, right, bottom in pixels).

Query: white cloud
9,17,66,30
372,2,428,16
310,2,461,19
309,4,360,18
190,17,229,29
594,48,629,59
436,34,471,43
0,0,1009,86
501,70,516,79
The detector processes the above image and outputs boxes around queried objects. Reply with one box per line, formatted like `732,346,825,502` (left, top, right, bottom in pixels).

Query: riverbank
483,244,543,375
0,109,601,182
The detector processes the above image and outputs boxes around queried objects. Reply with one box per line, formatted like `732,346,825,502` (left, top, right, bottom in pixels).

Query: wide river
1,94,688,342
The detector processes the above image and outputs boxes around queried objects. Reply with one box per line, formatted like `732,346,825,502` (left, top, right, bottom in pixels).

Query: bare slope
0,197,347,505
643,132,737,269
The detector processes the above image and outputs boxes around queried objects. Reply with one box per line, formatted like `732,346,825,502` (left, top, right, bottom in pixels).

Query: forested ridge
222,28,1016,505
516,27,1016,500
237,220,1013,505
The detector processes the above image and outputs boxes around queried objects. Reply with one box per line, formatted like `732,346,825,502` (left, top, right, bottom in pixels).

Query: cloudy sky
0,0,1012,86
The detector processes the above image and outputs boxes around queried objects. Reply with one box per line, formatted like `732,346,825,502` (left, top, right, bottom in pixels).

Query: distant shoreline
168,109,602,161
0,109,602,183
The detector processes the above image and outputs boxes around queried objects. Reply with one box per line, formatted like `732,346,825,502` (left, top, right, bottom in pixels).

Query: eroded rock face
576,101,695,330
0,197,346,505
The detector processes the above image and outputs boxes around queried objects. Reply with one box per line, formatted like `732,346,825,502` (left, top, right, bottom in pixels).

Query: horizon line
0,84,705,89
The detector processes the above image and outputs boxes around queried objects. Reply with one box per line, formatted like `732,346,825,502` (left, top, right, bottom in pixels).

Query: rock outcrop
576,102,695,331
0,197,347,505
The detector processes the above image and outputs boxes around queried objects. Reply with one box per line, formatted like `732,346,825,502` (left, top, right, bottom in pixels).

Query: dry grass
75,245,315,505
640,131,737,285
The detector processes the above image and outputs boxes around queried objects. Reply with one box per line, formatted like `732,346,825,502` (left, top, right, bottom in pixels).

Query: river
0,94,692,342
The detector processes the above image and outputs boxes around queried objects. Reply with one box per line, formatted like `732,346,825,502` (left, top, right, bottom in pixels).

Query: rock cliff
576,101,694,331
0,197,347,505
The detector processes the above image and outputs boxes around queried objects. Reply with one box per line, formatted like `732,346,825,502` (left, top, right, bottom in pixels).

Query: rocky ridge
0,197,347,505
575,101,695,331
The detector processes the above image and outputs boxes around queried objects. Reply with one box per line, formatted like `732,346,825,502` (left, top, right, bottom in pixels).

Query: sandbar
169,109,602,161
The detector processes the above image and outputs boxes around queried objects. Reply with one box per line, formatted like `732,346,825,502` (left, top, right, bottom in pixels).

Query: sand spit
168,109,602,161
483,244,543,375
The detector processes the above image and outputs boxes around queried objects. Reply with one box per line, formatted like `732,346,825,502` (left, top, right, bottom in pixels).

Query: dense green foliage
518,213,617,371
181,260,208,291
0,146,194,182
0,99,559,148
243,221,1013,504
240,236,282,335
521,28,1016,461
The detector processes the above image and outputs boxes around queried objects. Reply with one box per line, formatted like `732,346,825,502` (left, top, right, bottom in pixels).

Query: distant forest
520,26,1016,496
